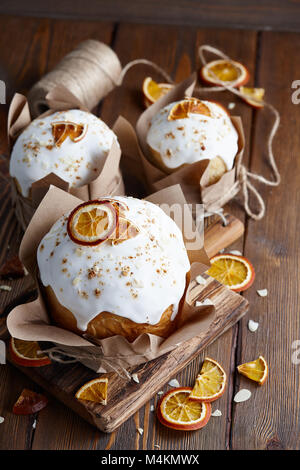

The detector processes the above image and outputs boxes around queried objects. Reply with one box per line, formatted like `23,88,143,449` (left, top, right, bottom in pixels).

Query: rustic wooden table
0,14,299,450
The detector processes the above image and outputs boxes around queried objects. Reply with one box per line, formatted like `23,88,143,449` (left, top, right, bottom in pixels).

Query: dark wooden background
0,3,300,450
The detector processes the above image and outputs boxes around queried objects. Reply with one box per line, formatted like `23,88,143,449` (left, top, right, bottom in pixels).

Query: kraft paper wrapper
136,74,245,213
7,87,125,230
7,184,215,373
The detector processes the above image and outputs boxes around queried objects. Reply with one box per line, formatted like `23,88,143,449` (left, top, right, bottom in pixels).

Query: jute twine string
27,40,280,220
40,345,132,380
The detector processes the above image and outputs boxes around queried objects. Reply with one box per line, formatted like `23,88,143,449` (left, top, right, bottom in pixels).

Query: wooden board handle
204,213,244,258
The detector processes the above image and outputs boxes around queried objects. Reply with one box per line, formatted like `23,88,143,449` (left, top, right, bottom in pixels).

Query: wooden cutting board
0,212,247,433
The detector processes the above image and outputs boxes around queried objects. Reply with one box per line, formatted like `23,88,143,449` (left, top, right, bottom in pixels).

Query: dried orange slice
237,356,268,385
10,338,51,367
75,377,108,405
239,86,265,108
168,98,211,121
190,358,226,402
157,387,211,431
52,121,88,147
207,254,255,292
200,59,249,87
67,200,118,246
142,77,173,107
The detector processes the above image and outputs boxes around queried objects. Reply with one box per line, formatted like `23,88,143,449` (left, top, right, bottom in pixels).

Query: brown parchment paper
7,86,125,230
135,74,245,213
7,184,215,373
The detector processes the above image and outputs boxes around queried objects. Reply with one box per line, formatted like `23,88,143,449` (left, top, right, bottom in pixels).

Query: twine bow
121,45,281,220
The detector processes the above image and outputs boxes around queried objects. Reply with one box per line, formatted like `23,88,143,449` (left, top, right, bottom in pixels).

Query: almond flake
234,389,251,403
168,379,180,388
195,298,213,307
257,289,268,297
131,373,139,383
154,444,160,449
137,427,144,435
211,409,222,417
0,285,12,292
0,417,4,424
72,277,80,286
32,419,37,429
157,391,164,395
228,250,242,256
228,102,236,110
248,320,259,332
150,405,155,412
195,275,206,285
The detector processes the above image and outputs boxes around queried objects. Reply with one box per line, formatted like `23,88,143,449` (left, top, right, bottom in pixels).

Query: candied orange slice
207,254,255,292
13,389,48,415
52,121,88,147
67,200,118,246
239,86,265,108
158,387,211,431
190,358,226,402
237,356,268,385
10,338,51,367
75,377,108,405
168,98,211,121
200,59,249,87
142,77,173,107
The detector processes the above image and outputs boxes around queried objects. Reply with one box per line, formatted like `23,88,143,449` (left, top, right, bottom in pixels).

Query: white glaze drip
10,109,118,197
146,100,238,171
37,196,190,331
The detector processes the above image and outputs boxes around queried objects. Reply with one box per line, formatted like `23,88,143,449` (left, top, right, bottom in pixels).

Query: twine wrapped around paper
7,89,126,230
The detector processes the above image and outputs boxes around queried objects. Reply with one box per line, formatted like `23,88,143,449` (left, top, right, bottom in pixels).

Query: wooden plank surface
231,31,300,450
0,275,248,434
0,15,299,450
1,1,300,32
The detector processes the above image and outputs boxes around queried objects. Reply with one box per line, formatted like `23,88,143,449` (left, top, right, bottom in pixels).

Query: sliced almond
257,289,268,297
248,320,259,332
234,389,252,403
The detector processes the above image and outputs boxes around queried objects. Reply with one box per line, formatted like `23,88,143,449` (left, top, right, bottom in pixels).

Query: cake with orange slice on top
146,97,239,185
37,196,190,342
9,109,118,198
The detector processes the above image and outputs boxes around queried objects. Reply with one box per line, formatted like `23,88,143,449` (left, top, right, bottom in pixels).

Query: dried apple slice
157,387,211,431
13,389,48,415
168,98,211,121
200,59,250,87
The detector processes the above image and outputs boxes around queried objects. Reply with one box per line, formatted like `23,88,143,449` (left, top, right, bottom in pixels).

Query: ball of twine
27,39,123,117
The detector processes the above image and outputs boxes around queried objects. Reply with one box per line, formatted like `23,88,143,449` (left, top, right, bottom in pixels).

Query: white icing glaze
146,100,238,171
37,196,190,331
10,109,118,197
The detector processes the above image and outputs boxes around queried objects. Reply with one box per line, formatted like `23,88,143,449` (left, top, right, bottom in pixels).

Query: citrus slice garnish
13,389,48,415
10,338,51,367
52,121,88,147
67,200,118,246
168,98,211,121
207,254,255,292
200,59,249,87
239,86,265,108
75,377,108,405
142,77,173,107
237,356,268,385
110,217,140,244
190,357,227,402
157,387,211,431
